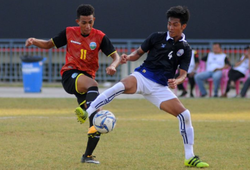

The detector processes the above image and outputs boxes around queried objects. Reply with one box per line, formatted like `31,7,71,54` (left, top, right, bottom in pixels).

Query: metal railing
0,39,250,83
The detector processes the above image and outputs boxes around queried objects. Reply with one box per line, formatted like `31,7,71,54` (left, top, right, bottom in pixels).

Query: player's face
76,15,95,35
212,44,222,54
167,17,186,41
245,49,250,56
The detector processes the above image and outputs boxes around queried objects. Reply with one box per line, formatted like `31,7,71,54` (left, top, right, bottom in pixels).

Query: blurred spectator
221,45,250,97
240,76,250,97
176,50,199,97
194,43,231,97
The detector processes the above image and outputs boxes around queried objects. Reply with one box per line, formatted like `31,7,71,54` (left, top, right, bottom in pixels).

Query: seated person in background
194,43,231,97
176,50,199,97
221,45,250,97
240,76,250,97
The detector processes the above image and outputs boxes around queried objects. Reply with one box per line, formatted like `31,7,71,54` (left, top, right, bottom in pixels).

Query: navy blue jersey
135,31,192,86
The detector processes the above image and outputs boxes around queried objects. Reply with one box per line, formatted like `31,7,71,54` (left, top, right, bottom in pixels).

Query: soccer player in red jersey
25,4,120,164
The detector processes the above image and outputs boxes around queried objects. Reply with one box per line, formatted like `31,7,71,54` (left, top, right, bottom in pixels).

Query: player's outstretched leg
87,82,125,117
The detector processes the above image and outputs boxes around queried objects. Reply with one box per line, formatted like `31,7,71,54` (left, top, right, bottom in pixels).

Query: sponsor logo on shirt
177,49,184,57
71,73,78,79
90,42,97,50
70,40,81,45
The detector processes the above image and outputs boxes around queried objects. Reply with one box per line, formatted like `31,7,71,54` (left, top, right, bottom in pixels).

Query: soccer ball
93,110,116,134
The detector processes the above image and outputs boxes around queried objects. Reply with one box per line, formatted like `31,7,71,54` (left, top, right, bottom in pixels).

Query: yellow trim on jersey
108,50,117,57
51,38,57,48
75,73,86,95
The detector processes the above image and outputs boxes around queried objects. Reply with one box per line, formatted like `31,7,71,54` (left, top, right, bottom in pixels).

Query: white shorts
131,72,177,108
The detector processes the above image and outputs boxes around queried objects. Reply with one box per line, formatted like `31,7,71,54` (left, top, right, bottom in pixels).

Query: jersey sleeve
100,35,116,56
179,44,192,71
141,33,155,52
52,29,67,48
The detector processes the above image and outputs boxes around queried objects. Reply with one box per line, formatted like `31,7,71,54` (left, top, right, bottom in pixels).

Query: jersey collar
166,31,186,42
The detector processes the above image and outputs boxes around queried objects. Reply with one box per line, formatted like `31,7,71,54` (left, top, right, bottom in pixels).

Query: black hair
166,6,190,25
244,45,250,50
77,4,95,18
213,43,222,48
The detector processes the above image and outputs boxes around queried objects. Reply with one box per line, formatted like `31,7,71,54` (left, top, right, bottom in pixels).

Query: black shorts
62,69,92,94
61,69,93,107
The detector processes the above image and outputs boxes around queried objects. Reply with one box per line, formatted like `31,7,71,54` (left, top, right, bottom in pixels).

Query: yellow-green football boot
75,107,88,124
184,155,209,168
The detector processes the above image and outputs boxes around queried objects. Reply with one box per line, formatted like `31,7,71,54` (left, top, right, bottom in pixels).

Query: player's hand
168,79,177,89
25,38,35,47
120,54,129,64
213,68,221,72
106,65,116,75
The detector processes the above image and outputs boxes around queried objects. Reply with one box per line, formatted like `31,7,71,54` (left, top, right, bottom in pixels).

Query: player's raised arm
168,69,187,89
25,38,55,49
127,47,145,61
120,47,145,64
106,52,121,75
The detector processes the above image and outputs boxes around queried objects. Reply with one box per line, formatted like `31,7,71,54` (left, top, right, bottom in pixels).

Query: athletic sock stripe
107,90,124,101
178,114,188,144
87,90,99,94
177,114,184,130
178,114,186,144
95,101,106,109
181,134,187,144
94,90,124,110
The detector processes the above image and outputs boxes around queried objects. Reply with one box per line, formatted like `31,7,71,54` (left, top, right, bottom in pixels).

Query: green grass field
0,98,250,170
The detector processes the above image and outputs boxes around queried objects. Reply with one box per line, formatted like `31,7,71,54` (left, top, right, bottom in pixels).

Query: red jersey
60,27,105,78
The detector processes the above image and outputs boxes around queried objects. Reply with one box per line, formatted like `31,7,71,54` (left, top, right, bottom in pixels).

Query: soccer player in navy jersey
78,6,209,168
25,4,120,164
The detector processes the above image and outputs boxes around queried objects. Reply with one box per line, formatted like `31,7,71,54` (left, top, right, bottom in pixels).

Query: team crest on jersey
90,42,97,50
177,49,184,57
71,73,78,79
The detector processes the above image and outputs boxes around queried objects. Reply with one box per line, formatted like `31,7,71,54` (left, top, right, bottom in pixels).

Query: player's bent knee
76,75,98,92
